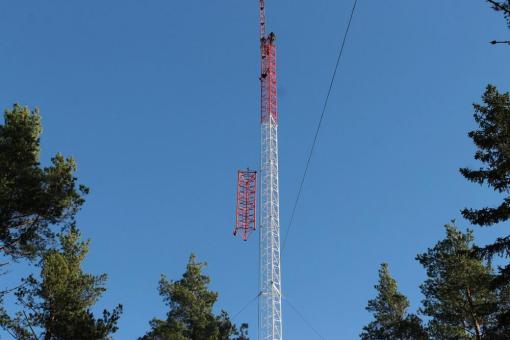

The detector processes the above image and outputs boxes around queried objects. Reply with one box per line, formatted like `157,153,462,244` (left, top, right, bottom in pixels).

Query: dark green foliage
460,85,510,227
416,222,509,339
459,85,510,318
140,254,248,340
0,226,122,339
233,323,249,340
486,0,510,28
360,263,427,340
0,103,88,263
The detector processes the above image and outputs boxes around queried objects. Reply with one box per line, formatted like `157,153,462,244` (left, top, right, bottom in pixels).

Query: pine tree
360,263,427,340
0,103,88,267
140,254,248,340
0,226,122,339
416,222,508,339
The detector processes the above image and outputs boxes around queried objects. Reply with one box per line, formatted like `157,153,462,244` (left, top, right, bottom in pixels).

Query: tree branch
18,296,43,319
4,327,17,340
22,310,39,340
0,282,26,296
486,0,510,15
0,215,42,254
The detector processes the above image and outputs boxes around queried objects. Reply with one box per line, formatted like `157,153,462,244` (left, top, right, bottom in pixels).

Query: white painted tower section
260,111,282,339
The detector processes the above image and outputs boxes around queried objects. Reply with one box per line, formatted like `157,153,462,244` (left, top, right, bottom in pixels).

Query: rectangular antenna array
235,170,258,241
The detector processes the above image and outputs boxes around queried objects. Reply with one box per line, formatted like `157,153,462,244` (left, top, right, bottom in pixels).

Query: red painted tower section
234,170,257,241
260,1,277,124
260,36,277,124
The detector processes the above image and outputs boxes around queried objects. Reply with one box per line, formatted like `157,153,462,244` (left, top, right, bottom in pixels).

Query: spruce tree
0,226,122,339
360,263,427,340
140,254,248,340
459,85,510,285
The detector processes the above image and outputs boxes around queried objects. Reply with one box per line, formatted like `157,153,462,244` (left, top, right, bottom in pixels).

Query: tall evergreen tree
140,254,248,340
0,226,122,339
360,263,427,340
0,103,88,267
459,85,510,285
416,222,508,339
461,85,510,227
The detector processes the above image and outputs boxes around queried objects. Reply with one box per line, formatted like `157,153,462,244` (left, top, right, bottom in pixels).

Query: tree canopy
0,226,122,339
416,222,508,339
459,85,510,285
0,103,88,265
460,85,510,227
360,263,427,340
140,254,248,340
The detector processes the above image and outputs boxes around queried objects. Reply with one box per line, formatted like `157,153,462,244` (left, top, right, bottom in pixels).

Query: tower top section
259,0,266,40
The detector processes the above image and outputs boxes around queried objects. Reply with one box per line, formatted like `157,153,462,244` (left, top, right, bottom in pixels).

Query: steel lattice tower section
259,1,282,339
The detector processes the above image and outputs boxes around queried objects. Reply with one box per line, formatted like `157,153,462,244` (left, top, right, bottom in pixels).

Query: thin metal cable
197,234,231,258
283,295,325,340
232,292,261,320
281,0,359,254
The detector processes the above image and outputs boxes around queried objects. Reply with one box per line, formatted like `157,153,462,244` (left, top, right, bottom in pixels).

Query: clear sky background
1,0,510,339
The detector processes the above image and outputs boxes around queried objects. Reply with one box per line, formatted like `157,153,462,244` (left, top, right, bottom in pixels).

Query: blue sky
1,0,510,339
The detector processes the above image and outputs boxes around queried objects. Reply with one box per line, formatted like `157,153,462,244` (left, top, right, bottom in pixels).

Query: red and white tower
258,0,282,339
235,1,282,339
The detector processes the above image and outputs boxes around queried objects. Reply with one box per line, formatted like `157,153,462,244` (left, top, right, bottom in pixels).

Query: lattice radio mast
235,1,282,339
258,0,282,338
